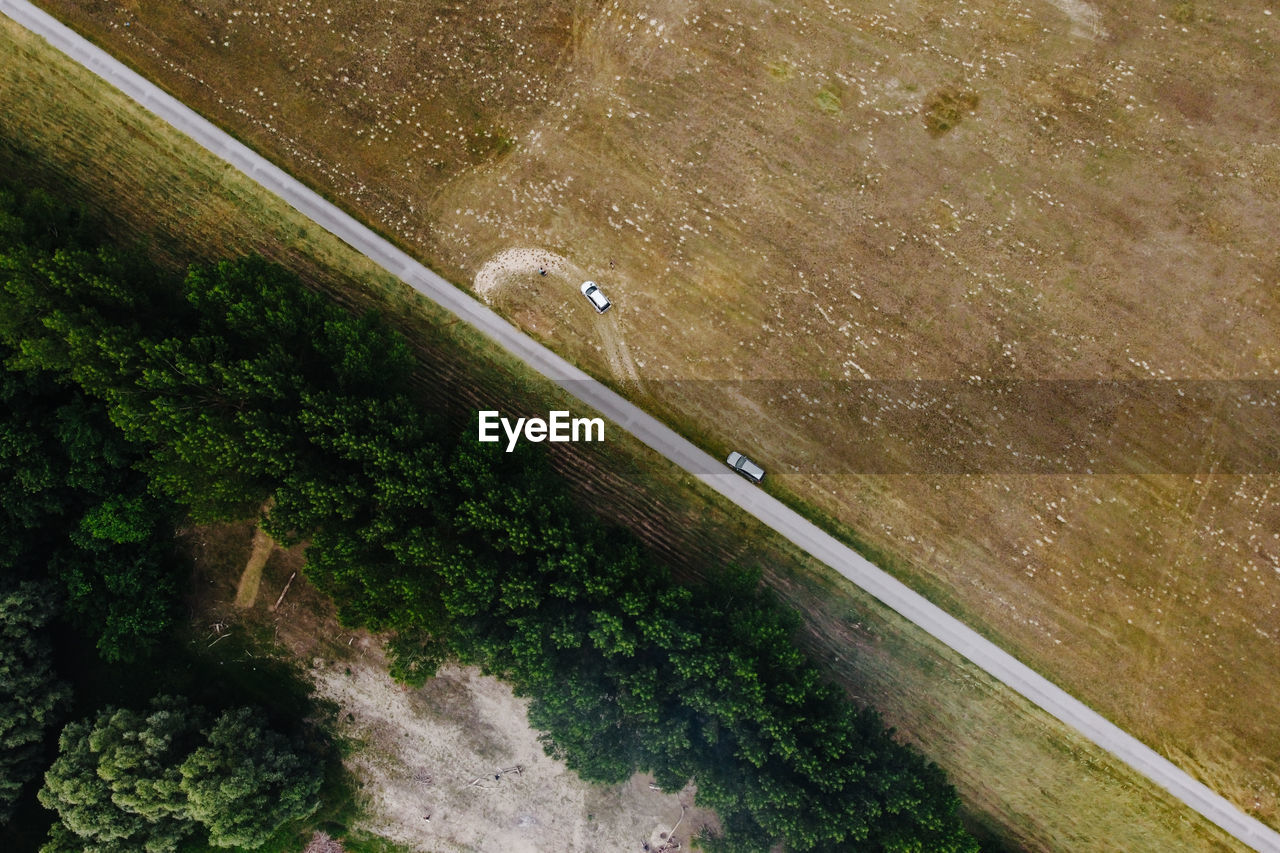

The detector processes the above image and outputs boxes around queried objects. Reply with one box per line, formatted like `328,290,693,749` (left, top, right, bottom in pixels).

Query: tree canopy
0,583,69,822
38,698,198,853
0,351,181,661
180,706,322,848
37,696,321,852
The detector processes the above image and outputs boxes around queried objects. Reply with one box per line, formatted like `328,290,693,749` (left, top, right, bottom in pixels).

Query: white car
726,451,765,483
580,280,611,313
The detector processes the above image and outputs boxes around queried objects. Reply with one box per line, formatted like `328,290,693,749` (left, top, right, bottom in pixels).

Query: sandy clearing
475,246,642,390
195,521,719,853
310,643,715,852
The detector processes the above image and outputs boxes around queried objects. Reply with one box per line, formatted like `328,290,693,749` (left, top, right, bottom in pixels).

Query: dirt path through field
597,318,642,389
233,524,275,608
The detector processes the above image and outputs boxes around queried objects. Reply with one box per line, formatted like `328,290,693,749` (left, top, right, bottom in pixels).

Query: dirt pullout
309,640,715,852
474,247,584,300
1043,0,1105,39
475,246,641,389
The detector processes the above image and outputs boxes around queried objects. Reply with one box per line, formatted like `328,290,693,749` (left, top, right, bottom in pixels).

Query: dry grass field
3,2,1276,849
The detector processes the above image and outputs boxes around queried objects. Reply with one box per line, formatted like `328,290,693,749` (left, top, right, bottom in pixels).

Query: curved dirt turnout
1042,0,1105,39
474,247,580,300
475,247,641,388
312,645,716,852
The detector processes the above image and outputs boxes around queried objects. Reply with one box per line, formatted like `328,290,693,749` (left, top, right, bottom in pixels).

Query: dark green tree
0,582,69,822
0,362,180,661
39,696,324,852
115,257,416,521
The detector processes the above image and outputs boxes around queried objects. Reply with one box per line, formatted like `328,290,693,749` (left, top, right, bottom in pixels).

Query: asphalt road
4,1,1277,850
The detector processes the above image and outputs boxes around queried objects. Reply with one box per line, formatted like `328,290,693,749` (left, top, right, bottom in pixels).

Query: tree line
0,187,326,851
0,182,979,851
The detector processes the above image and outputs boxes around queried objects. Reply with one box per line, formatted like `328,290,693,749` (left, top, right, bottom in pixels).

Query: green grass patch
815,87,842,114
1171,2,1197,24
923,86,980,136
766,59,794,80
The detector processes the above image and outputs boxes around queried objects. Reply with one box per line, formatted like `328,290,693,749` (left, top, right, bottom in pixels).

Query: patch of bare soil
595,312,642,390
474,247,584,300
303,831,345,853
1041,0,1105,39
312,649,714,852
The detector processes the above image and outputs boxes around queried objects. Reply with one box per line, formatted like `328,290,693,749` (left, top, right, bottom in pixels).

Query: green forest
0,181,978,852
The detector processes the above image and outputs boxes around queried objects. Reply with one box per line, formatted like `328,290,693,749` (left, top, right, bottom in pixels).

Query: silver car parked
726,451,765,483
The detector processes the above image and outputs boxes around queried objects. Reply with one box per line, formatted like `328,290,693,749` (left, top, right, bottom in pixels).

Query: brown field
3,3,1275,849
